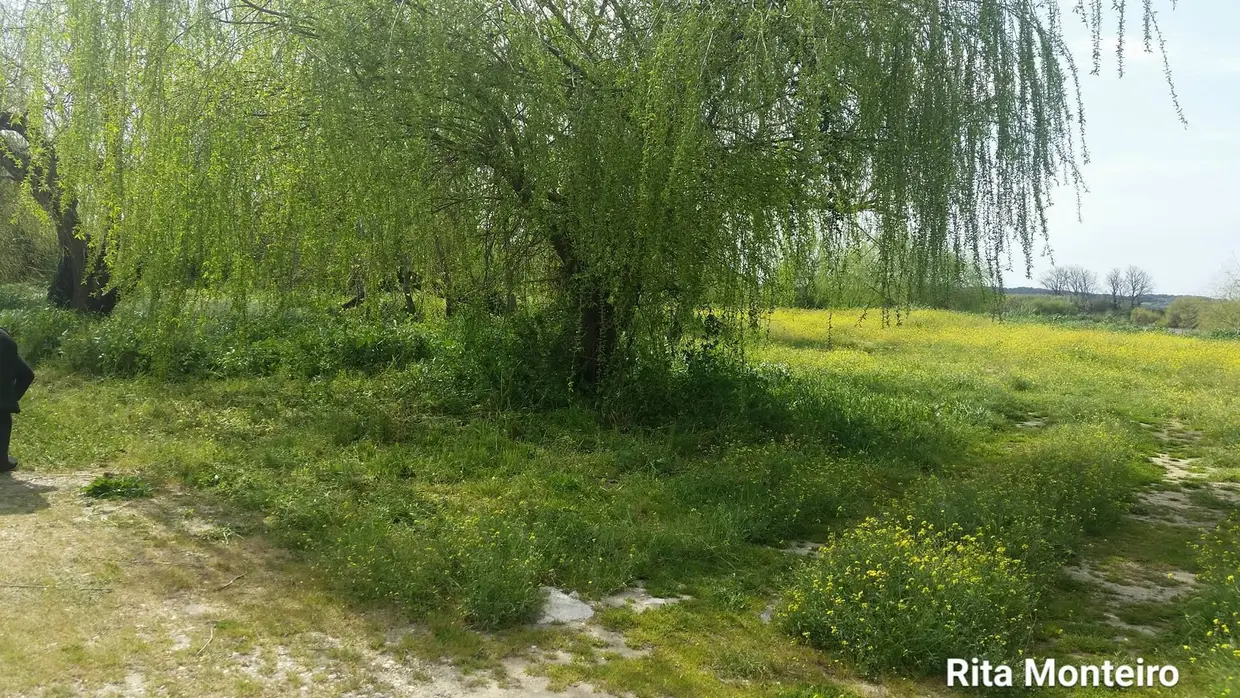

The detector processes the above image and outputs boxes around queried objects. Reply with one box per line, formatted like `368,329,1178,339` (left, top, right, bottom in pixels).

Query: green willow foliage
0,0,1178,372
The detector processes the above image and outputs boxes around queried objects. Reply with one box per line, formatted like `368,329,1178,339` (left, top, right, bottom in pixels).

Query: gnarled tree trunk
48,206,117,313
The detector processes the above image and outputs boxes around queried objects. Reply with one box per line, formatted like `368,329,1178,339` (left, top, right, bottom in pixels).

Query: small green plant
83,473,155,500
1009,375,1034,391
776,517,1037,676
449,514,544,629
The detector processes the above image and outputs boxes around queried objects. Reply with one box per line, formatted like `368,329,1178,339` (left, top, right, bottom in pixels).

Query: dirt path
0,471,612,698
1064,420,1238,640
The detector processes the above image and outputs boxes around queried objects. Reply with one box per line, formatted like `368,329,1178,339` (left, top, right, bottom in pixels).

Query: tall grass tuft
902,424,1138,579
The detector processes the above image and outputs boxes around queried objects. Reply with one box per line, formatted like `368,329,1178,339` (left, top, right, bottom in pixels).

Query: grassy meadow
2,288,1239,696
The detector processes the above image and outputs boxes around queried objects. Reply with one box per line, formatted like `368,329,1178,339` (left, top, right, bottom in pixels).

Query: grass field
2,299,1238,697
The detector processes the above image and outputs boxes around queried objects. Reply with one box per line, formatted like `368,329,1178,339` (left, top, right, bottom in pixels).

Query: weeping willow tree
0,0,1181,384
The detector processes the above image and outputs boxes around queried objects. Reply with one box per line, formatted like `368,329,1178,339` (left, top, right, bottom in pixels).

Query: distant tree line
1039,265,1153,310
1032,260,1240,333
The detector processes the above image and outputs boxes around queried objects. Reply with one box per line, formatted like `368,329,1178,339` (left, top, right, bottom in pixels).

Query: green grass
6,290,1240,695
82,473,155,500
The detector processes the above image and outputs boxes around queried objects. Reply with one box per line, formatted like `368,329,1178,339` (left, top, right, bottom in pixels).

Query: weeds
1182,513,1240,659
902,423,1139,579
83,473,155,500
777,518,1037,675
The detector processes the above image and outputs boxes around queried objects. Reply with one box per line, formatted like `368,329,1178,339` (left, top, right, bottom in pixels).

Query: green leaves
1,0,1181,364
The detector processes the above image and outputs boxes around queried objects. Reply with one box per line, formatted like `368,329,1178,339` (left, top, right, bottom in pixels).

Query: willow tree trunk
575,288,616,389
47,204,118,313
549,229,617,389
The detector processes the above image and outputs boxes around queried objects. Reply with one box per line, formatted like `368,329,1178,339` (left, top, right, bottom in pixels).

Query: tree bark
575,287,616,388
48,205,118,313
398,266,422,318
549,227,616,389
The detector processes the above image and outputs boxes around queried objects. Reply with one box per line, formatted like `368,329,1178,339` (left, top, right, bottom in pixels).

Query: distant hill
1004,287,1204,310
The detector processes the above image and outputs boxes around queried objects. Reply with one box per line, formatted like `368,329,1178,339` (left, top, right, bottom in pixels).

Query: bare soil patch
0,471,617,697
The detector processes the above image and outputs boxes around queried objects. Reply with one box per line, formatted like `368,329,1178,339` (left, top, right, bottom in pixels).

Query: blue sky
1021,0,1240,296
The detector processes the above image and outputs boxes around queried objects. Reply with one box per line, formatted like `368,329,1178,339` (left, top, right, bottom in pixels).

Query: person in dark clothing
0,327,35,472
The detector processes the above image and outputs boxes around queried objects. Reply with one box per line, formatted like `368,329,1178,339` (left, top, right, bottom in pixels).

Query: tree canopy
0,0,1180,382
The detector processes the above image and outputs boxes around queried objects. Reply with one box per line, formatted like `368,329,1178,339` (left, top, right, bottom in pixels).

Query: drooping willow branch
0,0,1184,352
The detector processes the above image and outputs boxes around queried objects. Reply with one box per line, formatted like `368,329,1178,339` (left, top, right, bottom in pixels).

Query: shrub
1200,300,1240,332
1081,298,1113,314
59,311,153,376
777,518,1037,676
1030,296,1077,316
274,317,434,379
940,286,996,314
1006,295,1077,317
448,513,544,629
55,302,436,379
1203,329,1240,341
0,182,58,284
0,306,85,365
0,284,47,311
1130,306,1161,326
1163,297,1206,329
447,309,575,410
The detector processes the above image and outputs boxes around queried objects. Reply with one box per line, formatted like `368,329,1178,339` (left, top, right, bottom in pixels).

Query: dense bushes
1131,306,1161,325
1005,294,1077,317
0,305,86,365
0,284,971,473
0,182,59,284
777,519,1037,675
592,351,965,464
777,424,1138,675
1163,297,1205,329
1156,297,1240,332
1199,300,1240,332
0,290,435,378
1001,293,1240,337
0,284,45,311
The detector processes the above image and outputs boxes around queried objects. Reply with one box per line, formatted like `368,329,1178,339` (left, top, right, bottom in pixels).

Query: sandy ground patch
0,471,616,698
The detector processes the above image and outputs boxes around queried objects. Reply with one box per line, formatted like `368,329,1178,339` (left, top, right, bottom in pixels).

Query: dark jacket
0,328,35,414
